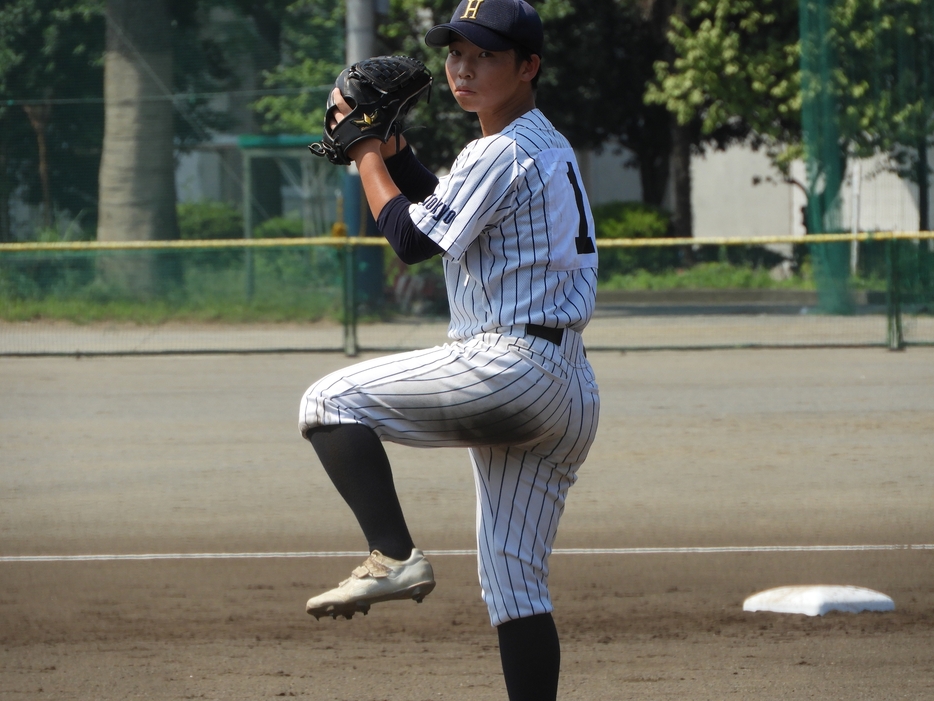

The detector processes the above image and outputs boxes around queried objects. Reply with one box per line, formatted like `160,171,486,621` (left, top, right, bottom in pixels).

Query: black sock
307,424,415,561
497,612,560,701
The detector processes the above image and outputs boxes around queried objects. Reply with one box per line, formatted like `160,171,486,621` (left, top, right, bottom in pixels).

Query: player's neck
478,93,536,137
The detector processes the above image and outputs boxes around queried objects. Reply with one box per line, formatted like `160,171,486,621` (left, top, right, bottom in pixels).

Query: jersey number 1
566,163,595,255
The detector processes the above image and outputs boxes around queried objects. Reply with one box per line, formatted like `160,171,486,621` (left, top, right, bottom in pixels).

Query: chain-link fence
2,233,931,356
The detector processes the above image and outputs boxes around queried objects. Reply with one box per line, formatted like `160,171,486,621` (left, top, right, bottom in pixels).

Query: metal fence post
242,150,255,302
887,238,905,350
343,242,359,357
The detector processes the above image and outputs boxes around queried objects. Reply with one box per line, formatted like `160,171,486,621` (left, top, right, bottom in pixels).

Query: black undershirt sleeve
384,145,439,202
377,195,444,265
377,145,444,265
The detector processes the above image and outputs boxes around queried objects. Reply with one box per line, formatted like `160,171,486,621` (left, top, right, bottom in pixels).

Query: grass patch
1,253,893,325
1,294,342,325
0,251,344,324
599,261,886,292
599,261,815,291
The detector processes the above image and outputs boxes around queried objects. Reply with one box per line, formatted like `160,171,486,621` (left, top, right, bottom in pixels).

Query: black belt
525,323,564,345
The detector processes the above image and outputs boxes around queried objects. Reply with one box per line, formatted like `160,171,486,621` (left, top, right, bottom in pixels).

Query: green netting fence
1,233,931,356
800,0,934,317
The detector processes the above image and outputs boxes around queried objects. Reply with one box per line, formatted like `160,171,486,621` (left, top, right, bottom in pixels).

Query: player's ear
518,53,540,84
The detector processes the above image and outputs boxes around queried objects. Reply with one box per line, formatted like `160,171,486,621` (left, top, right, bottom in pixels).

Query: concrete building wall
576,147,643,205
839,155,926,234
692,147,801,239
576,142,932,240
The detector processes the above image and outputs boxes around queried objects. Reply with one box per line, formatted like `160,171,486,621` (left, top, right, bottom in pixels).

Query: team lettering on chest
423,195,458,224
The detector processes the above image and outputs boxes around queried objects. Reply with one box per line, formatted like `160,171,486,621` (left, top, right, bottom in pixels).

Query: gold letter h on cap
460,0,484,20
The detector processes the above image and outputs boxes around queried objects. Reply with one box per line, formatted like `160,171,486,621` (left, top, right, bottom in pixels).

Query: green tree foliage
171,2,246,149
803,0,933,161
648,0,933,228
378,0,480,171
646,0,801,175
591,201,677,278
251,0,484,172
533,0,675,205
826,0,934,228
252,0,346,137
534,0,753,224
0,0,106,240
226,0,301,221
798,0,934,231
0,0,255,242
251,0,699,189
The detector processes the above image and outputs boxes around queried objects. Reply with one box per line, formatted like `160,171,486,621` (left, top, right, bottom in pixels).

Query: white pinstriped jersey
409,109,598,340
300,108,601,628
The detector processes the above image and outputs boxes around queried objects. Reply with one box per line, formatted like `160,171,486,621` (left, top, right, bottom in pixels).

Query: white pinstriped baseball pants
299,328,600,626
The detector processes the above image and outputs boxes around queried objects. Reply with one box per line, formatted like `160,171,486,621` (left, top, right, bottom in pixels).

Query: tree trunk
97,0,178,295
919,139,930,232
654,0,693,238
635,110,671,208
669,117,693,238
247,3,283,223
22,104,53,229
0,136,11,243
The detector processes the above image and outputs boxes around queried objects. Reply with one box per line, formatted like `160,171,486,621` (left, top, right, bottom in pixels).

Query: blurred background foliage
1,0,932,281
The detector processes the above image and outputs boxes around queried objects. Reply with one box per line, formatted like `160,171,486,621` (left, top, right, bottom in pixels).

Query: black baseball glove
309,55,432,166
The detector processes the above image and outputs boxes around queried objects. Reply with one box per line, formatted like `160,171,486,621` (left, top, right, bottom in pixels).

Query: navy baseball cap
425,0,543,57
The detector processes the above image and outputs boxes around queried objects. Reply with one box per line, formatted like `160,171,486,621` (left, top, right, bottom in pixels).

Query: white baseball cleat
306,548,436,620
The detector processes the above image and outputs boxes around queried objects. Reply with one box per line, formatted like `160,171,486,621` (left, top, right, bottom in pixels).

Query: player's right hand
328,88,352,130
329,87,407,161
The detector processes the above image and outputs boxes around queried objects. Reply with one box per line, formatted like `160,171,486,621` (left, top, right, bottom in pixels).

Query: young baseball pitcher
300,1,600,698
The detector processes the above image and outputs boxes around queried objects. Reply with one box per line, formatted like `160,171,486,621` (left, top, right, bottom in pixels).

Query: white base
743,585,895,616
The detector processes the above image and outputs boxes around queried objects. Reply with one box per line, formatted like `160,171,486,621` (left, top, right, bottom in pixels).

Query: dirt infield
2,348,934,700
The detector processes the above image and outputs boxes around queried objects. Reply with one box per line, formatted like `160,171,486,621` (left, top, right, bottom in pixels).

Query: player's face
445,38,537,128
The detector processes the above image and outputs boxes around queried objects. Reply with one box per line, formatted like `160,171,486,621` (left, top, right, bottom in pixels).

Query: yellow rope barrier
0,231,932,253
0,236,381,253
597,231,934,247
